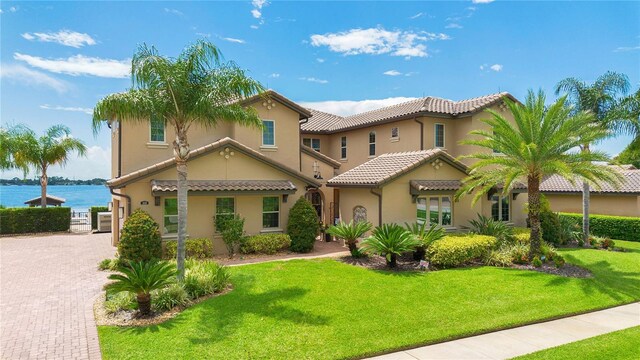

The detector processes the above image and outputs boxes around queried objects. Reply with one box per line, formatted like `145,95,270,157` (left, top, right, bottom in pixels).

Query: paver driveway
1,233,115,360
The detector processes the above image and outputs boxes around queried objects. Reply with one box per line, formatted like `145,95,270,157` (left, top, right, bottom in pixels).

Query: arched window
368,131,376,156
353,206,367,223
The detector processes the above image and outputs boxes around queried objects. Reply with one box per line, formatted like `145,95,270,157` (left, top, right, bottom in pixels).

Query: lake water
0,185,112,211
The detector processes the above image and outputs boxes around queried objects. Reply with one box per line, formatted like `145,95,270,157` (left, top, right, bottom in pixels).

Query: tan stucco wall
545,194,640,217
335,188,380,226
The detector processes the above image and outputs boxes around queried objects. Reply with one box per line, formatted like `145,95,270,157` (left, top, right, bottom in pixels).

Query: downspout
118,120,122,178
110,187,131,216
413,116,424,150
370,188,382,226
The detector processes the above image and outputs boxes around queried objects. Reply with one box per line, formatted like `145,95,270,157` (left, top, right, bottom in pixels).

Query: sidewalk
368,302,640,360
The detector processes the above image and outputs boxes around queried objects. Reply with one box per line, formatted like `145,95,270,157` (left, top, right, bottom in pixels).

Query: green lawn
99,241,640,359
512,325,640,360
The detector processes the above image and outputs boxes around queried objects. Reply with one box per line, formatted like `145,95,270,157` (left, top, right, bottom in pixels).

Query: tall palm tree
456,90,621,258
555,72,630,242
13,125,87,208
92,40,264,279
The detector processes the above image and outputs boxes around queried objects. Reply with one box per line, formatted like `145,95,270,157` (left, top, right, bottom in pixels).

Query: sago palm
107,260,176,315
326,220,372,254
92,40,264,279
555,72,630,242
11,125,87,207
456,90,622,258
404,222,445,260
361,223,420,268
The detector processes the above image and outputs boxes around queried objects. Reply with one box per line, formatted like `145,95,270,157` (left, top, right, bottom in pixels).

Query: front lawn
512,325,640,360
99,241,640,359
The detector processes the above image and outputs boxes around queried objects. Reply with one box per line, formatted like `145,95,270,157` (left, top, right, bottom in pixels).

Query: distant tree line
0,176,105,186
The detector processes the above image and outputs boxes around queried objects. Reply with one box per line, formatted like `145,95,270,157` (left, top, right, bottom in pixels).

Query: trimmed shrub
164,238,213,259
98,258,122,271
427,235,497,268
0,207,70,234
118,210,162,262
152,283,190,312
90,206,109,230
287,197,319,253
559,213,640,242
240,234,291,255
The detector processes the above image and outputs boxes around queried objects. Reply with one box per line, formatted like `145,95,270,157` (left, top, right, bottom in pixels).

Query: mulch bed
94,286,233,327
511,263,592,278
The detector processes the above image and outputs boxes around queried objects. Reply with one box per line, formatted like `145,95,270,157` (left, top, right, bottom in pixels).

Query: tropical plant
327,220,373,256
467,214,514,245
360,223,420,268
152,283,190,312
219,215,245,257
93,40,264,279
183,260,230,298
287,197,320,253
555,72,631,243
106,260,177,316
456,90,622,258
10,125,86,207
614,136,640,169
404,222,445,260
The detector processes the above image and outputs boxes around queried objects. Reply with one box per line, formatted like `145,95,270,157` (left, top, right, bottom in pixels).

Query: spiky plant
107,261,176,315
326,220,373,255
468,214,514,245
404,222,446,260
361,224,420,268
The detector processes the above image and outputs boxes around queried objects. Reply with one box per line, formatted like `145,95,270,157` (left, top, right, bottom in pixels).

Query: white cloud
0,64,70,93
299,77,328,84
299,97,419,116
316,58,325,63
490,64,503,72
250,25,259,29
223,37,245,44
472,0,495,4
310,27,449,58
410,12,425,19
14,53,130,78
251,9,261,18
614,45,640,52
383,70,402,76
164,8,184,17
196,32,211,38
10,6,18,12
40,104,93,114
445,23,463,29
268,73,280,78
21,30,96,48
251,0,268,21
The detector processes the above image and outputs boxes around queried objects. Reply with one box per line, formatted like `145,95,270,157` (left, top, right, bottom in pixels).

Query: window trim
368,131,376,157
215,197,236,231
261,119,276,147
262,196,280,229
416,195,453,227
163,197,178,235
491,194,511,222
340,136,347,160
149,116,166,143
434,123,445,148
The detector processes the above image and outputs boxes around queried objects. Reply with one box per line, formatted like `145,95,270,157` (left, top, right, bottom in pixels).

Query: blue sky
1,0,639,179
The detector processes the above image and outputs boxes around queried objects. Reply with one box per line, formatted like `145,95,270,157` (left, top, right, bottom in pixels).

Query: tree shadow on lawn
186,273,330,345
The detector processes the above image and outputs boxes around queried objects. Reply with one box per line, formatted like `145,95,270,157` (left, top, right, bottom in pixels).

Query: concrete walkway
368,302,640,360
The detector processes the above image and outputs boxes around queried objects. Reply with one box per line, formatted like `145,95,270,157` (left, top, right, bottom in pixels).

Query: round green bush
118,209,162,262
287,197,319,253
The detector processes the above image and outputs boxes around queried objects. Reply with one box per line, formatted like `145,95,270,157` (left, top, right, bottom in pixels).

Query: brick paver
1,233,115,360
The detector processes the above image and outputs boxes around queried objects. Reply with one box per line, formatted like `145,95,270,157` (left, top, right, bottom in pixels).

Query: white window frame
149,116,166,143
163,197,178,235
262,196,280,229
491,195,510,222
391,127,399,141
303,138,320,151
417,195,453,227
340,136,347,160
368,131,376,157
262,119,276,147
434,123,445,148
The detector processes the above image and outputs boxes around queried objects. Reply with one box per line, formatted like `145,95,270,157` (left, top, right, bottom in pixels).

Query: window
150,115,165,142
303,138,320,151
435,123,445,148
368,131,376,156
262,196,280,228
340,136,347,159
163,198,178,234
416,196,452,226
215,197,235,230
391,127,399,139
262,120,275,146
491,195,510,222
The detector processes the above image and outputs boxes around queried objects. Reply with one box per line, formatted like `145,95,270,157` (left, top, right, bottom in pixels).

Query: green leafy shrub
532,256,543,267
164,238,213,259
327,220,373,254
508,243,530,264
0,207,70,234
559,213,640,242
427,235,497,268
287,197,319,253
540,211,563,245
554,255,566,268
484,248,513,267
240,234,291,254
183,260,230,298
219,215,245,257
361,223,420,268
468,214,514,245
591,236,616,250
104,292,136,314
152,283,190,312
404,222,446,260
558,215,581,244
118,210,162,262
98,258,122,271
90,206,109,230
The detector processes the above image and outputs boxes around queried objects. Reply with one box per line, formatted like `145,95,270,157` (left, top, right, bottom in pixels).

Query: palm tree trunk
174,130,190,280
40,167,48,208
137,293,151,316
528,175,542,259
347,241,358,253
388,253,397,268
582,144,591,246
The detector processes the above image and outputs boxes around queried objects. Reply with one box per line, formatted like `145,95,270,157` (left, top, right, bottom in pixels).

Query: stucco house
106,90,638,253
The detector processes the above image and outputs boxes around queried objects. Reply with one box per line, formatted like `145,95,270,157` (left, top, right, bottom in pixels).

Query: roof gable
241,89,312,120
300,144,341,168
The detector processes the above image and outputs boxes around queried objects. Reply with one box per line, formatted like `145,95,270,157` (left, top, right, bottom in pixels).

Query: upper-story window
369,131,376,157
391,127,399,140
150,115,165,143
340,136,347,159
303,138,320,151
435,123,445,148
262,120,275,147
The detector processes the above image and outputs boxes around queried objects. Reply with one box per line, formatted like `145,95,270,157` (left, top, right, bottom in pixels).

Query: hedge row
90,206,109,230
427,234,497,268
0,207,71,234
559,213,640,242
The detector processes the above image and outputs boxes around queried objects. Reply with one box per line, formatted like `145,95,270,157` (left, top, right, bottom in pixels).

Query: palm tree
404,222,445,260
555,72,630,242
326,220,372,254
92,40,264,279
456,90,621,258
107,260,176,316
12,125,87,207
360,223,420,268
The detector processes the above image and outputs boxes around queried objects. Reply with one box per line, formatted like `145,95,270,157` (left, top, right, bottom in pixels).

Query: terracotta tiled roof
302,92,515,134
540,170,640,195
107,137,321,188
300,144,341,168
327,149,468,187
150,179,296,193
410,180,461,191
